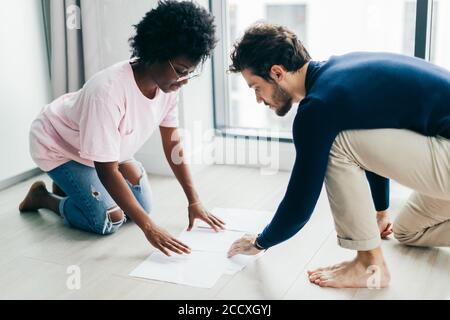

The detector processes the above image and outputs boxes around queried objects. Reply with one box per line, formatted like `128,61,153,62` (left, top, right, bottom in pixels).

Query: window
212,0,419,139
429,0,450,69
403,1,417,55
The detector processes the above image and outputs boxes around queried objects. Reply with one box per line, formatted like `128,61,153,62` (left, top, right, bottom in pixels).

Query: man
20,0,224,256
227,23,450,288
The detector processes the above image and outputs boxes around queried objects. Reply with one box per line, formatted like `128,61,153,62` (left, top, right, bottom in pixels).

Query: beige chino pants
325,129,450,251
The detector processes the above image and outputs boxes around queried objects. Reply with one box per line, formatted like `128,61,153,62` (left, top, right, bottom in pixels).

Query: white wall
0,0,215,184
0,0,52,182
80,0,159,80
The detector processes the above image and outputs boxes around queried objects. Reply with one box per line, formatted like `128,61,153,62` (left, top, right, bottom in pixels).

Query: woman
19,0,224,256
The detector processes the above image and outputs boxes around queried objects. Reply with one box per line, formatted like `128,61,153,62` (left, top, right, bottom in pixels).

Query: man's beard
271,83,293,116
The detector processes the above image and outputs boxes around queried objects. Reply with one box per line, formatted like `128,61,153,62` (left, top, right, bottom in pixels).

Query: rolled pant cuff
58,197,70,226
337,236,381,251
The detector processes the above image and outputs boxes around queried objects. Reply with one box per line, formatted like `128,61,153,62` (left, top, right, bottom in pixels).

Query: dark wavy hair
129,0,217,65
229,23,311,81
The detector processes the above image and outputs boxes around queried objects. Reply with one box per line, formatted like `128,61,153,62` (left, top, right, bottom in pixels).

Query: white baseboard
0,167,43,191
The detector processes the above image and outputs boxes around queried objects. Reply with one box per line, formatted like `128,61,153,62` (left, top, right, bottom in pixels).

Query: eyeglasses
168,60,201,82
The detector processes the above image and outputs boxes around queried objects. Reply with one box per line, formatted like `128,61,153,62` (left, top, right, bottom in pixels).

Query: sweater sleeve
365,171,390,211
257,105,337,249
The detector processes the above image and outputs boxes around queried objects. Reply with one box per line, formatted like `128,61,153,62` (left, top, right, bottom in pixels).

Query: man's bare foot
377,210,393,239
307,261,351,275
307,249,390,289
19,181,49,212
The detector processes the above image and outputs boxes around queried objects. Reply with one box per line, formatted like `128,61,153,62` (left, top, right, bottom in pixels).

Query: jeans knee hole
106,206,125,223
127,175,144,191
90,185,101,201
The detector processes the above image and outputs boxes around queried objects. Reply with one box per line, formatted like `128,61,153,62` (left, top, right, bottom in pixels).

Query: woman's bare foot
52,182,66,197
308,248,390,289
377,210,393,239
19,181,49,212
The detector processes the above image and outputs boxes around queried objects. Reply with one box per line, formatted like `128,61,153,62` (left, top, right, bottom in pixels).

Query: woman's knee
122,161,153,214
107,206,125,222
119,160,143,186
90,205,126,235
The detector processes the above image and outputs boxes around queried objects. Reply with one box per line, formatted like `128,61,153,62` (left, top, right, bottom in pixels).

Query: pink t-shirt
29,60,179,172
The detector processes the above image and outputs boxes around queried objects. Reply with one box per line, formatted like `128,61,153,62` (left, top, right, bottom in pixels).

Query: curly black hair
229,23,311,81
129,0,217,66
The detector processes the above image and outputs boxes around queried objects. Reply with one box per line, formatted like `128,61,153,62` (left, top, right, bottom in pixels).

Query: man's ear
270,65,286,82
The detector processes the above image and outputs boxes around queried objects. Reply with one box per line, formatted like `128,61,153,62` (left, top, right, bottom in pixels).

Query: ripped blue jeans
47,159,152,235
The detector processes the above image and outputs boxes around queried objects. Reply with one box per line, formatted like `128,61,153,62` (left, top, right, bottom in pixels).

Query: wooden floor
1,164,449,300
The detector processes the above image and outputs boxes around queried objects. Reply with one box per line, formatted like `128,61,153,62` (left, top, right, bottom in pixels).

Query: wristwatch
253,234,266,251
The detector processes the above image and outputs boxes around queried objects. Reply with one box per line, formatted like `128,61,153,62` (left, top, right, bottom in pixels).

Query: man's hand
187,202,226,232
144,223,191,256
377,210,393,239
227,234,263,258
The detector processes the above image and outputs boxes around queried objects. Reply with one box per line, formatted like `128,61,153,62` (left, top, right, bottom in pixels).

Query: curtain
42,0,157,98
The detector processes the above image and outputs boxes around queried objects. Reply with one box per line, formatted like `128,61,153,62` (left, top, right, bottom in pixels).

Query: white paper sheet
197,208,274,234
130,208,272,287
129,251,228,288
179,227,265,274
178,227,244,252
226,254,261,275
177,226,267,275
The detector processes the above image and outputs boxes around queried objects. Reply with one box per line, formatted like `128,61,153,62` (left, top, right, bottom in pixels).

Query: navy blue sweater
257,52,450,249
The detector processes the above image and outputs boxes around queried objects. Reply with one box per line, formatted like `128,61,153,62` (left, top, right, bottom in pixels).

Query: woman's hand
144,224,191,256
187,202,226,232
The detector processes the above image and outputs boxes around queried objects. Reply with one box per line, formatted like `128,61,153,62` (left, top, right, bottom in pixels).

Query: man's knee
392,218,419,245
